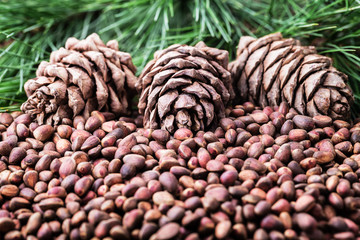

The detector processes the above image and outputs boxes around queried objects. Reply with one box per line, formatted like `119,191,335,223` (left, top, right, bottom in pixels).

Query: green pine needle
0,0,360,117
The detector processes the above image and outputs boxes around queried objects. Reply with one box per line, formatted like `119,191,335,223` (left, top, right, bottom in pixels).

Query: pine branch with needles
0,0,359,116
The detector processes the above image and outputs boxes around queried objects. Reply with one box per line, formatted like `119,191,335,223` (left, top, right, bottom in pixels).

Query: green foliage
0,0,359,115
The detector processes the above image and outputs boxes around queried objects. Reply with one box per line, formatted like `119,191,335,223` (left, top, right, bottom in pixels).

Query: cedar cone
21,33,137,125
229,32,354,120
136,42,234,133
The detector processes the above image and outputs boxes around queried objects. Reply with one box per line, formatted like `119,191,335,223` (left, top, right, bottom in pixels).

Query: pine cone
229,33,354,120
137,42,234,133
21,33,137,125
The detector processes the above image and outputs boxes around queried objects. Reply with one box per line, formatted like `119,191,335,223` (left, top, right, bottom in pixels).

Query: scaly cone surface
136,42,234,133
21,33,137,125
229,32,354,120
